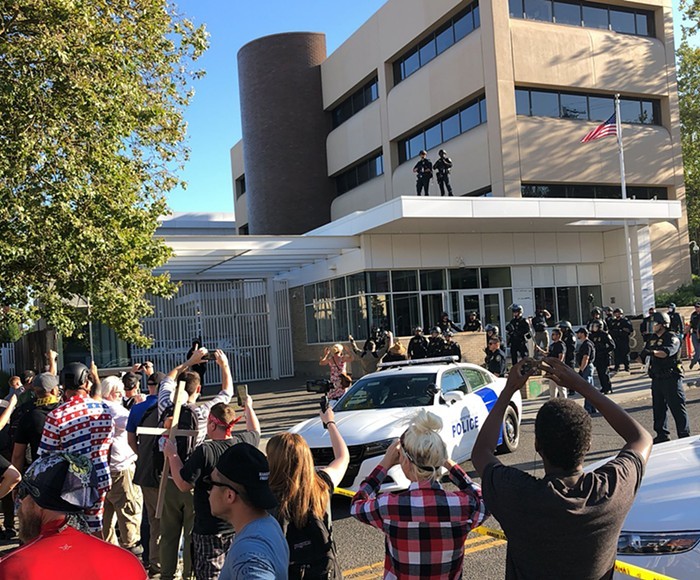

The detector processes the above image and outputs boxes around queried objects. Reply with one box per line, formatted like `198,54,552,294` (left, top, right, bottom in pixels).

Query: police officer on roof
413,150,433,196
506,304,531,366
641,311,691,443
608,308,633,372
433,149,453,196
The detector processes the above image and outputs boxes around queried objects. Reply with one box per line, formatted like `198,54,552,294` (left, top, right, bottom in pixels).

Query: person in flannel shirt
350,410,488,579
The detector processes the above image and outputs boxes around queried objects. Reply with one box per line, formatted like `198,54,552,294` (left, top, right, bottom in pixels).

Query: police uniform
562,330,576,368
586,317,608,332
444,340,462,361
413,157,433,196
407,334,429,359
485,348,507,377
427,335,445,358
463,316,482,332
433,154,453,196
645,330,691,441
506,316,530,365
690,308,700,368
589,329,615,394
669,310,684,338
608,316,633,371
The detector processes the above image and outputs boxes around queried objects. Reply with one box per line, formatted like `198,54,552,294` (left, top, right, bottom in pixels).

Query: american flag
580,113,618,143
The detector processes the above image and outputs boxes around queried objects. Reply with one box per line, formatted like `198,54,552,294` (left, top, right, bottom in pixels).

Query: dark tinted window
347,273,366,295
553,1,581,25
367,271,390,293
515,89,530,115
460,101,481,131
454,10,474,40
442,112,461,142
610,9,635,34
530,91,559,117
525,0,553,21
449,268,479,289
436,24,455,54
335,153,384,195
560,93,588,119
392,270,418,292
408,133,425,159
481,268,512,288
425,123,442,150
420,270,446,291
640,101,655,125
582,5,608,29
331,77,379,129
419,39,437,66
403,49,420,78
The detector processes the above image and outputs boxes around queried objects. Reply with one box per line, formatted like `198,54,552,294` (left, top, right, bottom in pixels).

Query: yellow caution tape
334,486,355,498
472,527,677,580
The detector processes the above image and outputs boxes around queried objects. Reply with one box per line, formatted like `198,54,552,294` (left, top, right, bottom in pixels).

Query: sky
167,0,691,216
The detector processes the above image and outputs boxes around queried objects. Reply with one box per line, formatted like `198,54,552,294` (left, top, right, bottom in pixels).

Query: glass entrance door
460,291,503,331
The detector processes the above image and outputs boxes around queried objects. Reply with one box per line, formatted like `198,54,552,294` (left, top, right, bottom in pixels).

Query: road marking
342,535,505,578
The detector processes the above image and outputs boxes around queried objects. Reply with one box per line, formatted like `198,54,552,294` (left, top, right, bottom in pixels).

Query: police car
290,357,522,492
601,435,700,579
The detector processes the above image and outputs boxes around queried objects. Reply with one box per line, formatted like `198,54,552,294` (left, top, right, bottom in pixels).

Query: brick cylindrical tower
238,33,333,235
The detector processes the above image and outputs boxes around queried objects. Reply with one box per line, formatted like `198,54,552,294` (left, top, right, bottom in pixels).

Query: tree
0,1,208,346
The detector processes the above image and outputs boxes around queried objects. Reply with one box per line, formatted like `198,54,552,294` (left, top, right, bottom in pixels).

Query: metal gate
132,279,293,384
0,343,15,374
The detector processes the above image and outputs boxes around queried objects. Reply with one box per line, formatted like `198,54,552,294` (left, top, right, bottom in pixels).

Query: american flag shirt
351,463,488,579
39,393,114,493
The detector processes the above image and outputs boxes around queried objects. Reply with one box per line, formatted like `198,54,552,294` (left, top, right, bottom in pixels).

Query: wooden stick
156,380,186,518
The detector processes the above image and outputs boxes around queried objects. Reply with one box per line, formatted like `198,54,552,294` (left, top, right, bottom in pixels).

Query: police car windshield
334,373,437,411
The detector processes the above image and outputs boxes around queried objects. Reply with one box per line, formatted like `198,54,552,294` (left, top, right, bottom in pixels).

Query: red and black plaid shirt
351,463,488,579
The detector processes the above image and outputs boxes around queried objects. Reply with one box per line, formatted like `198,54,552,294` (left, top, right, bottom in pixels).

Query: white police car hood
586,435,700,532
290,407,415,447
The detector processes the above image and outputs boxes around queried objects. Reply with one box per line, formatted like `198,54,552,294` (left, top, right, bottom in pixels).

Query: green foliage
0,1,208,346
0,321,22,343
655,275,700,306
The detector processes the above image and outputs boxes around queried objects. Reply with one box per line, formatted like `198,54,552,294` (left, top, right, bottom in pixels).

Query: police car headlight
618,532,700,554
363,438,395,458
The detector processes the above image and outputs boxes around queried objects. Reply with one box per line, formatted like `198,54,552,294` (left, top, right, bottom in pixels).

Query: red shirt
0,519,147,580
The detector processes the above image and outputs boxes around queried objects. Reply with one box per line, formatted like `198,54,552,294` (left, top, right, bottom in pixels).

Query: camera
306,379,333,394
202,351,217,361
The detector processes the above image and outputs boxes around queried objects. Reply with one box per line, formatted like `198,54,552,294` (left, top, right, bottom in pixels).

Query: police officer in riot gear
484,336,506,377
443,330,462,360
485,323,500,345
587,307,608,332
641,311,691,443
531,308,551,358
433,149,453,196
463,311,482,332
608,307,633,372
557,320,576,370
667,303,684,339
589,320,615,394
413,150,433,196
506,304,531,366
427,327,445,358
407,326,429,360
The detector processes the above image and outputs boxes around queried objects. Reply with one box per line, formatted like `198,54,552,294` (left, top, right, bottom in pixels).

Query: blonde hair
332,343,344,355
267,433,330,528
401,410,447,482
100,375,123,399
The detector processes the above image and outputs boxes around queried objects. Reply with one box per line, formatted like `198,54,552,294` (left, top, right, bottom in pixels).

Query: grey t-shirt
220,514,289,580
482,449,644,580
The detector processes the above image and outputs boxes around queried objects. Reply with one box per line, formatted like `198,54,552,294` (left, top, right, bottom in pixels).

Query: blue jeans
651,375,691,439
579,366,597,413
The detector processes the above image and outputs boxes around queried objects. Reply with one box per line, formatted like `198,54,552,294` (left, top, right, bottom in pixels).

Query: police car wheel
496,406,519,454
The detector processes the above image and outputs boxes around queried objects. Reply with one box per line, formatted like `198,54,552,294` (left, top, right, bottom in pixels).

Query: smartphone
320,396,329,429
202,351,217,361
236,384,248,407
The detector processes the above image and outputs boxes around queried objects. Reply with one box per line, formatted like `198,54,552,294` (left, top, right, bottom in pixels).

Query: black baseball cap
215,443,277,510
122,372,140,391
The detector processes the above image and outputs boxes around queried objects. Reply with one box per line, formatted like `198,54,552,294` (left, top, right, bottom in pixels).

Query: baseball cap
122,372,140,391
147,371,166,388
33,372,59,393
18,452,100,513
215,443,277,510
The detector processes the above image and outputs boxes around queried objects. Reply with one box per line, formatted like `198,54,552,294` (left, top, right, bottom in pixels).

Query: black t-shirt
481,450,644,580
180,430,260,535
576,339,595,367
14,402,60,461
547,341,565,360
0,453,10,479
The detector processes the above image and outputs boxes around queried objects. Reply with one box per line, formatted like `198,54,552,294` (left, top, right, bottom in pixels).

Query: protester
351,410,487,579
382,339,408,363
0,452,146,579
268,406,349,579
157,348,234,580
472,357,652,580
212,443,289,579
122,371,144,411
319,344,353,400
38,362,114,536
165,400,261,580
0,454,20,500
101,376,143,554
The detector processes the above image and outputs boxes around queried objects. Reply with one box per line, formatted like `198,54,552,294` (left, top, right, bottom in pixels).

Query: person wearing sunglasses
351,410,488,579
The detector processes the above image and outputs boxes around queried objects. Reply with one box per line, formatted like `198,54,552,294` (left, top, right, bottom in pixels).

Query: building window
331,77,379,129
516,88,661,126
393,1,480,85
303,268,603,342
398,95,486,164
509,0,654,37
235,175,246,200
521,184,668,200
335,152,384,195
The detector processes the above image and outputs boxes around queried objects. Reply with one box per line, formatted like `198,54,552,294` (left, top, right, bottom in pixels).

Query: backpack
278,472,341,580
134,403,198,488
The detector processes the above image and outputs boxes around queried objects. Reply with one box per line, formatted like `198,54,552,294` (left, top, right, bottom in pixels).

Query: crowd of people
0,298,691,579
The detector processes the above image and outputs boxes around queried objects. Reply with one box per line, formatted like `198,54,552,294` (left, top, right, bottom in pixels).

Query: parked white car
291,357,522,492
586,436,700,579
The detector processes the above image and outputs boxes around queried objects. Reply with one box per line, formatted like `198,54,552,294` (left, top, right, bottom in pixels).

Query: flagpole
615,94,636,315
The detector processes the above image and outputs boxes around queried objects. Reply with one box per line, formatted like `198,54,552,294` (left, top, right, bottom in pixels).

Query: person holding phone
267,406,349,579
